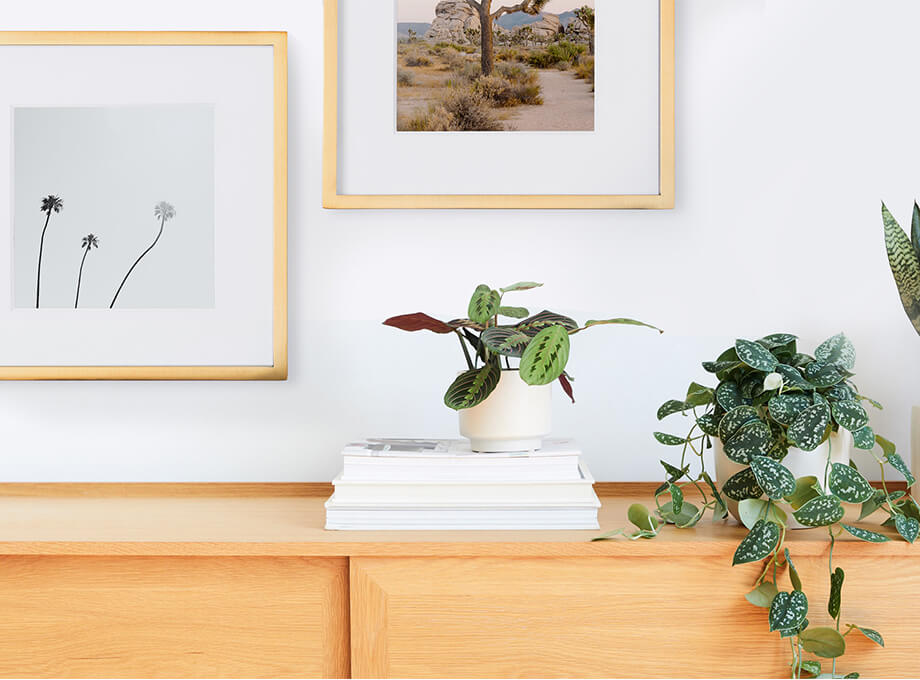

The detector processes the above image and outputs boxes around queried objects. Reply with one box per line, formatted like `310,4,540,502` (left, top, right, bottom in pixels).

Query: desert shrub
574,57,595,87
472,75,517,107
526,50,557,68
495,62,538,85
511,82,543,105
435,41,454,49
527,40,586,68
441,90,502,130
405,53,432,67
397,70,414,86
496,48,520,62
555,60,572,71
443,50,469,72
460,44,477,54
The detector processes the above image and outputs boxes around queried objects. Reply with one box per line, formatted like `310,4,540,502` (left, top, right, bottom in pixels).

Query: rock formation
424,1,480,43
514,13,562,41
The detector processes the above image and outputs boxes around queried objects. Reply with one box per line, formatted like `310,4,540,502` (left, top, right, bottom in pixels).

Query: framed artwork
323,0,674,209
0,32,287,380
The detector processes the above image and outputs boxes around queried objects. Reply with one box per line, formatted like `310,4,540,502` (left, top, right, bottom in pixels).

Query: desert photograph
397,0,595,132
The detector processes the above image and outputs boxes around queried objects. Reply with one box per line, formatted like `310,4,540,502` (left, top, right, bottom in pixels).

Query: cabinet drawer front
0,556,348,679
351,556,902,679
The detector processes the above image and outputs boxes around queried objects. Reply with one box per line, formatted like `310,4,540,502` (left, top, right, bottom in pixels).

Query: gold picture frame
0,31,287,380
323,0,674,209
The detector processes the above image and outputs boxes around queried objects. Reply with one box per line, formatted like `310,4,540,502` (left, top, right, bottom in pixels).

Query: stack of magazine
324,438,600,530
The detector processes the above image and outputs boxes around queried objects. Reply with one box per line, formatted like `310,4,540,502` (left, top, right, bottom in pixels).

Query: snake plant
881,202,920,335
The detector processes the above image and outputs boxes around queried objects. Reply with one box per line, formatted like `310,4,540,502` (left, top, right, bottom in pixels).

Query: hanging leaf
735,338,778,372
828,463,875,504
800,627,846,658
519,325,570,385
768,394,812,426
467,284,501,324
653,432,686,446
850,625,884,647
443,358,501,410
784,476,820,511
383,312,456,334
876,434,897,456
723,421,773,464
831,400,869,432
840,523,889,543
774,363,813,390
750,456,796,499
732,520,781,565
627,503,659,532
852,425,875,450
722,467,764,501
558,373,575,404
696,411,721,436
718,405,759,441
660,460,689,482
793,495,845,527
498,306,529,319
745,581,779,608
828,567,844,619
769,591,808,632
787,404,831,451
885,450,916,486
895,514,919,543
716,381,744,411
815,333,856,371
516,310,578,336
882,202,920,335
657,399,688,420
500,281,542,293
784,548,803,591
580,318,662,333
685,382,714,407
738,498,787,529
701,471,728,519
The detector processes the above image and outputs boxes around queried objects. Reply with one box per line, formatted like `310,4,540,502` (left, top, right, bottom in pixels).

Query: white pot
458,369,552,452
715,430,852,529
912,406,920,491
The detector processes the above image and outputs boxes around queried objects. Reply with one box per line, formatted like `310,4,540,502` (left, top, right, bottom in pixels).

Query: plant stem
74,246,89,309
455,330,474,370
35,211,51,308
110,218,164,308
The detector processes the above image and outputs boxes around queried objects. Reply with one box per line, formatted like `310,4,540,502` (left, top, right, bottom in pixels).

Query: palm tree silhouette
74,234,99,309
110,201,175,308
36,195,63,308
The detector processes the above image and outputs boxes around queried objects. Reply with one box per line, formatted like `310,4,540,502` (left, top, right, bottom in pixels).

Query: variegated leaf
516,310,578,336
852,425,875,450
735,338,778,372
787,404,831,451
815,333,856,371
718,405,759,441
721,466,764,501
480,327,531,358
654,432,686,445
831,400,869,431
793,495,845,527
696,411,721,436
769,591,808,632
774,363,812,390
499,281,542,293
882,203,920,335
804,361,845,388
840,523,889,542
732,519,781,565
497,306,529,319
750,455,796,500
895,514,919,543
656,399,687,420
825,384,856,402
828,463,874,503
758,333,798,348
851,625,885,647
716,381,744,411
885,450,916,486
443,358,501,410
702,359,741,374
467,284,501,324
519,325,570,385
723,421,772,464
769,394,812,426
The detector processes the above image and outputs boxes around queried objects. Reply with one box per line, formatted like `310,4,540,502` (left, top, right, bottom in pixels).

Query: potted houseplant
384,281,659,452
881,202,920,487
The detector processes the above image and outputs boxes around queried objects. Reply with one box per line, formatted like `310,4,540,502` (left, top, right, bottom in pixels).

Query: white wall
2,0,919,482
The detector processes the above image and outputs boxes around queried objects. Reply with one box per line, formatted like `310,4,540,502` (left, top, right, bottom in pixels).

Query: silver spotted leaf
828,463,875,504
840,523,889,543
775,363,812,390
703,359,741,374
732,519,781,565
656,399,687,420
882,203,920,335
815,333,856,371
654,432,685,446
716,381,744,411
825,384,856,402
735,338,778,372
480,327,531,358
828,567,844,619
750,455,796,500
885,450,916,486
443,358,501,410
696,411,721,436
467,284,500,324
721,466,764,501
800,661,822,677
668,483,683,516
718,405,759,441
800,627,846,659
769,590,808,632
805,361,845,388
787,404,831,451
831,400,869,432
758,333,798,349
852,626,884,647
793,495,845,527
723,421,772,464
851,425,875,450
895,514,919,543
769,394,812,426
519,325,570,385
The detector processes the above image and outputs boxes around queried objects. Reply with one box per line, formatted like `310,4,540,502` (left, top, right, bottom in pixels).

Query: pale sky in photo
398,0,594,24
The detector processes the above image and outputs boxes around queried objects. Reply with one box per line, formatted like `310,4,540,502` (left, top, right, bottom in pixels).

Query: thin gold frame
322,0,674,209
0,31,288,380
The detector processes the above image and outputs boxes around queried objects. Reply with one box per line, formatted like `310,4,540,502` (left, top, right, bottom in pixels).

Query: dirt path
506,69,594,131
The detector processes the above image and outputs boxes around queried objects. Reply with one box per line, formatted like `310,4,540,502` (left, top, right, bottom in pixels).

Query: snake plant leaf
758,333,798,349
738,498,787,529
831,400,869,432
913,201,920,258
627,503,659,532
804,361,845,388
654,432,686,446
721,466,764,501
851,625,884,647
815,333,856,371
657,399,688,420
787,404,831,451
793,496,845,527
784,548,803,592
519,325,570,385
774,363,812,391
769,591,808,632
895,514,919,543
516,310,578,336
383,312,456,334
828,567,844,619
882,202,920,335
745,581,779,608
716,381,744,411
885,450,916,486
498,306,529,319
750,456,796,500
828,463,875,504
800,627,846,658
784,476,820,511
769,394,812,425
580,318,663,334
735,338,778,372
840,523,890,543
723,421,773,464
696,412,721,436
685,382,714,407
799,661,822,677
480,327,531,358
732,519,781,565
443,358,501,410
499,281,542,293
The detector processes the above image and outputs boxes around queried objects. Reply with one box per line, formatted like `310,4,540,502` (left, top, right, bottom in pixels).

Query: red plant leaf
383,313,454,334
559,373,575,403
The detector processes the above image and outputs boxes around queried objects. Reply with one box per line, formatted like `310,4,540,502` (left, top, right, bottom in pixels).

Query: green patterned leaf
722,467,764,501
500,281,542,293
769,394,812,426
480,327,531,358
745,581,779,608
825,384,856,402
852,425,875,450
696,412,721,436
815,333,856,371
497,305,529,319
467,284,500,324
769,590,808,632
759,333,798,348
831,400,869,432
895,514,919,543
840,523,890,542
582,318,662,333
519,325,570,385
516,310,578,336
660,460,689,482
443,358,501,410
750,456,796,499
799,660,822,677
800,626,846,658
775,363,812,390
732,520,781,565
703,360,741,374
788,404,831,451
784,476,820,510
718,405,759,441
828,567,844,619
656,399,687,420
735,338,778,372
805,361,846,388
885,450,916,486
668,483,683,515
882,203,920,335
723,421,772,464
829,463,875,504
793,495,845,527
851,625,884,647
716,381,744,411
654,432,686,446
658,500,702,527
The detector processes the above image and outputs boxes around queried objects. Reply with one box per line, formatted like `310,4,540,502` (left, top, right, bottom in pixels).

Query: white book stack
325,438,600,530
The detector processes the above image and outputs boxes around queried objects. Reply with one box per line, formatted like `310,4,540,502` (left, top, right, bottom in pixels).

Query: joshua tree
36,195,63,308
110,201,175,308
74,234,99,308
464,0,550,75
573,5,595,55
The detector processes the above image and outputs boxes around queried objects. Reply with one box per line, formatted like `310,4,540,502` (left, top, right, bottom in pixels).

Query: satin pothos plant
597,333,916,679
384,282,660,410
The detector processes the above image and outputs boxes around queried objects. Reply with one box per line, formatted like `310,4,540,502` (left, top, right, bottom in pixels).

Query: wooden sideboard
0,483,915,679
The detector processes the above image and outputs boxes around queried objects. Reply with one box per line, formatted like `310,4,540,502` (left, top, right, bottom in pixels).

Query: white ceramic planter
458,369,552,452
912,406,920,492
715,429,852,529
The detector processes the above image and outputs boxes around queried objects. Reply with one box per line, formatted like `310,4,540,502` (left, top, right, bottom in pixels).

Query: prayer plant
597,333,916,679
384,282,660,410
